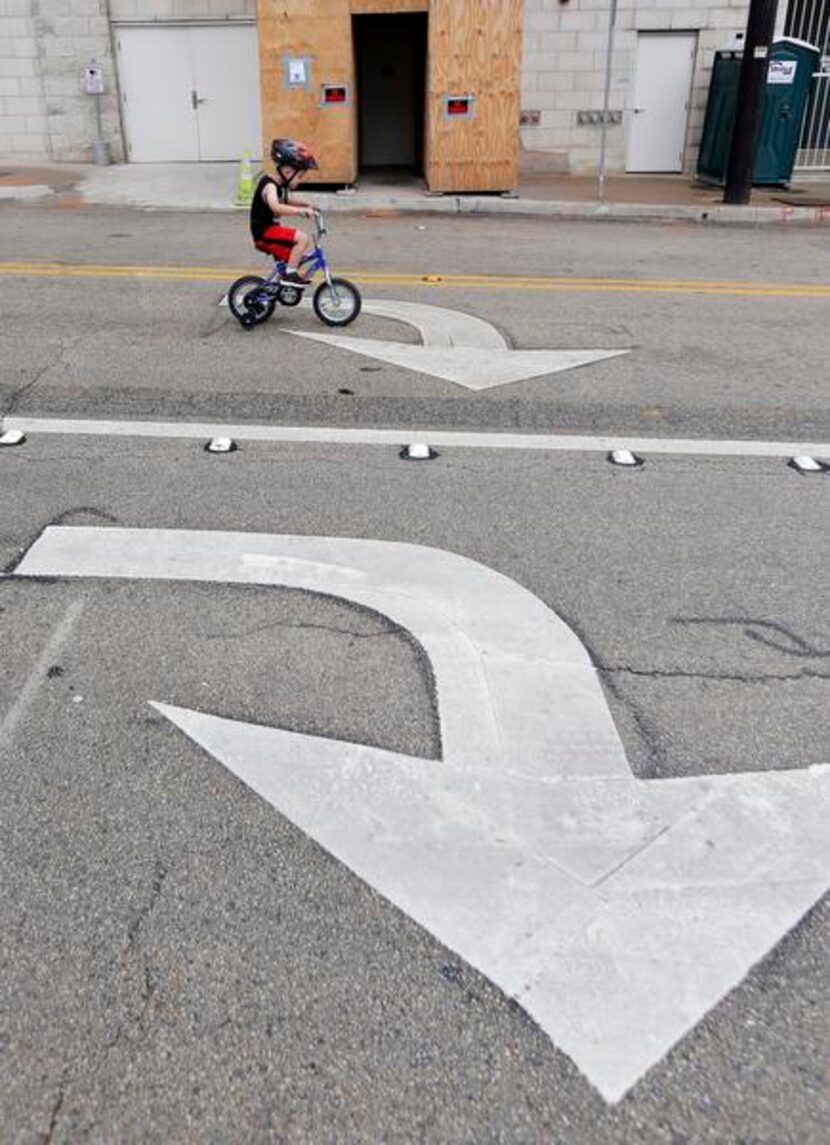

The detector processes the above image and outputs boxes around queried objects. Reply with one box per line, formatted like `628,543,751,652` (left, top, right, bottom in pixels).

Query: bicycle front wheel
313,278,362,327
227,275,275,326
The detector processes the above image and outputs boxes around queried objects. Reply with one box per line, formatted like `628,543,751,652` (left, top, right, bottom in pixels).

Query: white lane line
13,526,830,1104
0,596,84,751
3,416,829,459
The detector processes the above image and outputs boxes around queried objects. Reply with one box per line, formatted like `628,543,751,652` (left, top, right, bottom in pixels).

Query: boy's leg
286,229,312,270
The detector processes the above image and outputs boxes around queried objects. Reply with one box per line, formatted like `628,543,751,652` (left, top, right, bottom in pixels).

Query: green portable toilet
697,37,820,186
697,50,742,184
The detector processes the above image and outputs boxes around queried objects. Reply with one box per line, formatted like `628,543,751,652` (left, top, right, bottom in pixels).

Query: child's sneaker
279,269,309,286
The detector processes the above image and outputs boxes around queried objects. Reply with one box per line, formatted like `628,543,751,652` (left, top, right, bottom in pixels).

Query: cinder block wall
0,1,121,162
519,0,754,174
109,1,254,16
37,0,122,162
0,0,48,158
0,1,255,162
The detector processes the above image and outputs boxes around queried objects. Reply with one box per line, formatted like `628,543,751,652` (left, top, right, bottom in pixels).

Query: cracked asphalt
0,202,828,1142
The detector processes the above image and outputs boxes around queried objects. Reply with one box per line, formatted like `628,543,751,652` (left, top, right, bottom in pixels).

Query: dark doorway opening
353,13,427,179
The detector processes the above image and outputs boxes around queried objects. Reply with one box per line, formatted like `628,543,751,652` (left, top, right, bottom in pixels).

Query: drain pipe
597,0,619,203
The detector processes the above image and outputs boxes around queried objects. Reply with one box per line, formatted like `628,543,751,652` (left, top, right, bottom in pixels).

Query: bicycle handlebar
312,207,327,238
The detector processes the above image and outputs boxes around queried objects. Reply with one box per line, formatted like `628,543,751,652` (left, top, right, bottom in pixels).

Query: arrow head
154,701,830,1104
289,332,628,390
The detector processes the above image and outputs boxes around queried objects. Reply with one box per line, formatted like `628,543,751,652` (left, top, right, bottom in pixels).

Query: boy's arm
278,202,313,218
262,183,312,218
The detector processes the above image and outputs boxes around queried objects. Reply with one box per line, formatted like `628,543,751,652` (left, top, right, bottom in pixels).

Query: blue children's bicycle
227,209,361,330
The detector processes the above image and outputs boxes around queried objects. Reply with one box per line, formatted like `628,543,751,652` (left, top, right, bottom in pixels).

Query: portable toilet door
753,38,821,184
696,50,743,184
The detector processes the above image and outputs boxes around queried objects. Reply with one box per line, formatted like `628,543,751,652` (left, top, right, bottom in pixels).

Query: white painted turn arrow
291,299,628,390
14,527,829,1104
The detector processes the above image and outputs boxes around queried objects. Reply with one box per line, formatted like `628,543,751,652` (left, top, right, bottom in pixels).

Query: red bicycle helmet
270,138,318,173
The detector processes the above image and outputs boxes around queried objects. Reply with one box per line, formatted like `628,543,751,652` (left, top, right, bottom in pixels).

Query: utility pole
723,0,778,204
597,0,619,203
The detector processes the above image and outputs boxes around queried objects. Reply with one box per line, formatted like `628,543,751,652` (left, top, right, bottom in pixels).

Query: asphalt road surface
1,201,828,1143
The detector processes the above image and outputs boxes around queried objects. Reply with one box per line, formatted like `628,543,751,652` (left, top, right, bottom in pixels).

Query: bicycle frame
259,213,333,290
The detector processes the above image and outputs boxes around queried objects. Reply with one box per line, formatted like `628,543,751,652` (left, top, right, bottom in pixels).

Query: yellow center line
0,260,828,298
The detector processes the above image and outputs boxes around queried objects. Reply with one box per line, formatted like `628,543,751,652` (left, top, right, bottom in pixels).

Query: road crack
2,336,81,417
673,616,830,659
203,618,402,642
101,860,169,1053
126,860,168,951
598,665,829,683
43,1066,69,1144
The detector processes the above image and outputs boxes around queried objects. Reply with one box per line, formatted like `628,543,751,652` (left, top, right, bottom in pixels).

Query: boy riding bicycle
250,138,318,286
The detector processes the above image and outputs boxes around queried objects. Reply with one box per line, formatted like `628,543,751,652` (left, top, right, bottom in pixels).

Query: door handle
191,90,207,110
633,106,645,114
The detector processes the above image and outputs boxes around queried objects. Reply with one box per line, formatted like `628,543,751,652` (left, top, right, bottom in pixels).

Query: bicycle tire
313,278,362,327
227,275,275,326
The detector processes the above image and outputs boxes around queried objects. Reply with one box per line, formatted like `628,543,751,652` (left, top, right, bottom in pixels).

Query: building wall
109,1,255,19
0,0,803,171
0,1,254,162
0,0,48,157
519,0,754,174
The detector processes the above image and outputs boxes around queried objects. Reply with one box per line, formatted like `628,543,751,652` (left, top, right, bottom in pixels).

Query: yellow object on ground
235,153,254,207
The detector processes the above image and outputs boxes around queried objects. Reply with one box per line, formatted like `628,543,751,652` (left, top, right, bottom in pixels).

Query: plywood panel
351,0,428,12
426,0,523,192
257,0,356,184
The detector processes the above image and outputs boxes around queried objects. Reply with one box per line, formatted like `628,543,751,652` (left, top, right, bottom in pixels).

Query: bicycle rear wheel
228,275,275,327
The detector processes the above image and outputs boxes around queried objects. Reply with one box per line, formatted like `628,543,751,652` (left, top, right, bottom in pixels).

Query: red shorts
254,224,298,260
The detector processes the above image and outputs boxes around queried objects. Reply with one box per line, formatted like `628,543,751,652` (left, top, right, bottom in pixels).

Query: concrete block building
0,1,826,184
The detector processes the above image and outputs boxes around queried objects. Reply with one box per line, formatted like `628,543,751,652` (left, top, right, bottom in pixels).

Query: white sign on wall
281,55,313,90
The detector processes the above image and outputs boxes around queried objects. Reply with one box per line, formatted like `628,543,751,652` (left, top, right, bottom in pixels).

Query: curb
0,184,53,201
2,180,828,226
312,192,830,227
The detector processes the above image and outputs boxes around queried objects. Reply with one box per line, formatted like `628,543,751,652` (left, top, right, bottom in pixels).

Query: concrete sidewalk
2,159,830,225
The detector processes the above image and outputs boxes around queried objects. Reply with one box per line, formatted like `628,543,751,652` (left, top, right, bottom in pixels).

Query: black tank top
250,176,288,240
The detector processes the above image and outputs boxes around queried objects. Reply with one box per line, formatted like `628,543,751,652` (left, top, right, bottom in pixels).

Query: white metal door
117,27,199,161
627,33,697,172
116,25,261,162
190,25,262,161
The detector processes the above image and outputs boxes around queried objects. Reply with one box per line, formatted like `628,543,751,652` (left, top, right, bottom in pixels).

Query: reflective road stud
608,449,644,467
788,455,829,474
0,429,26,447
400,443,438,461
205,437,237,454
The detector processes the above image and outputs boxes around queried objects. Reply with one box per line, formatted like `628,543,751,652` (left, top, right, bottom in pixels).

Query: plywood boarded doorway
426,0,523,192
256,0,523,192
354,13,427,176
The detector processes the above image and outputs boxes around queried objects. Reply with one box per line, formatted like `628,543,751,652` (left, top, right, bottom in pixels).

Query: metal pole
723,0,779,204
598,0,619,202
